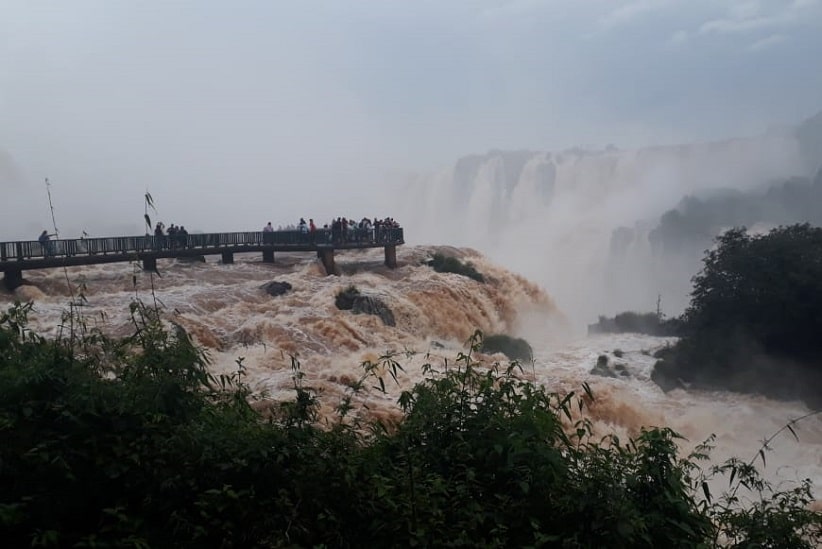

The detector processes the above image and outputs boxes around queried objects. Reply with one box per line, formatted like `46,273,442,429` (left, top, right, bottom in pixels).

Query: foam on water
2,246,820,497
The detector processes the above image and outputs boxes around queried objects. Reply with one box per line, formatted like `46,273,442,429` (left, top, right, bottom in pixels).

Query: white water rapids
3,246,820,504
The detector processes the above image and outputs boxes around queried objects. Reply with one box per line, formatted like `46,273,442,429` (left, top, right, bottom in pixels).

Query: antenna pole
45,177,59,237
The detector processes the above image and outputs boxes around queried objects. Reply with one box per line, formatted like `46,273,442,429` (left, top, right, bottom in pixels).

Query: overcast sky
1,0,821,239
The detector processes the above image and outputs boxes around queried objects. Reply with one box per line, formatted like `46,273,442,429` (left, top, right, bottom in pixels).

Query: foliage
588,311,682,336
480,333,533,362
1,305,820,547
335,284,360,310
144,191,156,235
427,252,485,282
685,224,822,358
653,224,822,406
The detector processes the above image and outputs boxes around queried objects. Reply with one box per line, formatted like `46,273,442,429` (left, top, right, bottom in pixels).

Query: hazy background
2,0,822,323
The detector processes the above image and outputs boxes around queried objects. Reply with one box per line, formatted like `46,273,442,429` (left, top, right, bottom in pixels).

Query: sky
1,0,821,239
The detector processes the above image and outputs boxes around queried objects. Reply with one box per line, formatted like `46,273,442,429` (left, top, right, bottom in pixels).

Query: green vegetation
480,333,533,362
588,311,682,336
427,252,485,282
1,303,820,547
652,224,822,407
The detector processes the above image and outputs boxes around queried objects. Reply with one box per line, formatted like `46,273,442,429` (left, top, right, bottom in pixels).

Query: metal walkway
1,228,404,289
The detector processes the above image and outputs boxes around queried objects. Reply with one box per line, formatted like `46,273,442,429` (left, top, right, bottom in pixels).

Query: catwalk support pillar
317,248,337,276
3,269,22,291
384,245,397,269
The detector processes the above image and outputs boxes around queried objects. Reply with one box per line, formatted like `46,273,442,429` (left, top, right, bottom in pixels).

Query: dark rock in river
261,281,292,297
335,286,360,310
650,360,686,392
589,355,632,379
590,355,617,378
352,295,396,327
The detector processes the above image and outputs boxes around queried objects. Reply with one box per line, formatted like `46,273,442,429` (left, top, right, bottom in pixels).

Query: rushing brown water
4,245,821,499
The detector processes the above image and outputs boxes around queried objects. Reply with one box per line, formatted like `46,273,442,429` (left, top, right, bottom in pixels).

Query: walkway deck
0,228,404,290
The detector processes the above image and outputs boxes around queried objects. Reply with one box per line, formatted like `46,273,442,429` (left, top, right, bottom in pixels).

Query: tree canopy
653,224,822,406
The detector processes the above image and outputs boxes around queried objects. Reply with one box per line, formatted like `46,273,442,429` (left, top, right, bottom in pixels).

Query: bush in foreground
0,304,819,547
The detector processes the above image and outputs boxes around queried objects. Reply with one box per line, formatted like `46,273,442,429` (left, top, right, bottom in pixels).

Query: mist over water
398,129,808,327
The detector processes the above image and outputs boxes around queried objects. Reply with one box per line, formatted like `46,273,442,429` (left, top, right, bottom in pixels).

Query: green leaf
786,423,799,442
701,481,711,503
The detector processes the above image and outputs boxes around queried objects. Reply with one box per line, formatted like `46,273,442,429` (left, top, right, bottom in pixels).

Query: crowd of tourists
33,214,401,258
262,216,401,245
153,221,190,249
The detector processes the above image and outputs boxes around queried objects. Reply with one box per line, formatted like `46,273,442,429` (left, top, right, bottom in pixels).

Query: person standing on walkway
263,222,274,244
298,218,308,242
38,230,56,257
154,222,165,250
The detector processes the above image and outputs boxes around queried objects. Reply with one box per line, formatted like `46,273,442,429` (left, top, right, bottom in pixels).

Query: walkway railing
0,228,404,263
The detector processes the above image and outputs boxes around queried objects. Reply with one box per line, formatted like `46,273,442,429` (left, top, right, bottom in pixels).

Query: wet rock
481,334,533,362
335,285,360,310
650,360,686,392
261,280,292,297
590,355,617,378
352,295,396,327
334,285,395,326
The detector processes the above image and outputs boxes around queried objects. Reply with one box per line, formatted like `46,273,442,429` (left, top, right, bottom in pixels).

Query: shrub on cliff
427,252,485,282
